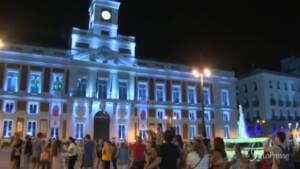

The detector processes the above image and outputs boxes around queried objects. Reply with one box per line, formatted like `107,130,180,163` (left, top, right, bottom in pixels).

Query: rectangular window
221,89,230,106
204,111,211,122
51,128,59,139
172,85,181,103
205,125,211,138
97,79,107,99
187,87,196,104
51,73,63,94
174,125,181,135
27,102,39,114
189,111,197,121
5,69,19,92
119,81,127,100
224,125,230,138
118,124,126,140
138,83,148,101
189,125,196,140
28,72,42,94
204,88,211,106
156,109,165,121
75,42,90,48
155,84,164,102
27,120,37,137
173,110,181,120
76,78,87,97
76,123,84,140
140,130,146,140
3,100,15,113
223,111,230,122
119,48,131,55
3,119,13,138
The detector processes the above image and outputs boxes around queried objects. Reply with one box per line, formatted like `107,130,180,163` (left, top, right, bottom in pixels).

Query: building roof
238,68,300,80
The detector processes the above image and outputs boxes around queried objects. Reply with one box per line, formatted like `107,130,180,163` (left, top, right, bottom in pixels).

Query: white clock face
101,10,112,21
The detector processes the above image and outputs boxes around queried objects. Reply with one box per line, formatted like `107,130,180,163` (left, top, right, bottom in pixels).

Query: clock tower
71,0,135,58
88,0,120,37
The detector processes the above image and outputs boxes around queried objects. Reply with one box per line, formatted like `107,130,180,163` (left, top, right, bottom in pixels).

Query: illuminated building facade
0,0,237,142
237,69,300,137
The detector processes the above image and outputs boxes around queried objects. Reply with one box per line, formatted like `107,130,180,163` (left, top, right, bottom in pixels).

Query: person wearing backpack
267,131,294,169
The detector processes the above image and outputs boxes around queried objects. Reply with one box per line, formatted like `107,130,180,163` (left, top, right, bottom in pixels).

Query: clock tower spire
88,0,120,37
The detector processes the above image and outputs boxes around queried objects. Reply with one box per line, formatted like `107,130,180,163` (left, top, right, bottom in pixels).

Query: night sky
1,0,300,75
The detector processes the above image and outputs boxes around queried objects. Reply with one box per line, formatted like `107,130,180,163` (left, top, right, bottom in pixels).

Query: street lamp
192,68,211,138
0,39,4,48
256,119,266,136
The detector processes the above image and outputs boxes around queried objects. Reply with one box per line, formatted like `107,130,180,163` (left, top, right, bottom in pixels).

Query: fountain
224,105,268,159
237,104,249,138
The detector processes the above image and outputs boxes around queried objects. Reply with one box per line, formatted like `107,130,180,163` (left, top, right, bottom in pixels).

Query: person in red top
130,136,146,169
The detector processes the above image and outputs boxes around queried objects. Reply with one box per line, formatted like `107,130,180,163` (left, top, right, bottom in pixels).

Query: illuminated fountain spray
238,104,249,138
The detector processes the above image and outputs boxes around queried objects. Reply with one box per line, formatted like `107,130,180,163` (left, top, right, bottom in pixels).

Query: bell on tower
89,0,120,37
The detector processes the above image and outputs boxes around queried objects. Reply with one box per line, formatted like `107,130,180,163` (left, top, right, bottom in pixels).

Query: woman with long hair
51,139,62,169
102,141,112,169
185,139,209,169
210,137,228,169
229,145,242,169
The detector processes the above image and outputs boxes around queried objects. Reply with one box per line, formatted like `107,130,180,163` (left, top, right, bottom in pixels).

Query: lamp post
256,119,266,136
164,115,176,130
192,68,211,138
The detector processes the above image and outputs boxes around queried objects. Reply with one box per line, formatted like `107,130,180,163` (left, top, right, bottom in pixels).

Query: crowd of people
6,128,300,169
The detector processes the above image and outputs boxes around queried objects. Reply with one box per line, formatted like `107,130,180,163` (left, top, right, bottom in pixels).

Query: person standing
32,132,44,169
96,140,103,169
111,139,118,169
23,135,33,169
102,141,112,169
51,139,62,169
130,137,146,169
82,134,95,169
40,147,50,169
116,142,130,169
210,137,228,169
185,139,209,169
67,137,77,169
146,130,180,169
11,142,22,169
144,142,158,169
228,145,242,169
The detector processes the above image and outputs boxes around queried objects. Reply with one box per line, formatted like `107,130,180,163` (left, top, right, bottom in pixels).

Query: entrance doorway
94,111,110,141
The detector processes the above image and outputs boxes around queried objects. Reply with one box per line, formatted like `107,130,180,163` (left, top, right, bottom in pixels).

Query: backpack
278,145,294,169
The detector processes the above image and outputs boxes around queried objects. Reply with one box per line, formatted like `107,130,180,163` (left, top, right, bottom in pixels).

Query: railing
1,44,70,58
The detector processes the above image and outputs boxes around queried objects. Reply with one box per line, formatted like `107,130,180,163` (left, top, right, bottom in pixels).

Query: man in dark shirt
146,130,180,169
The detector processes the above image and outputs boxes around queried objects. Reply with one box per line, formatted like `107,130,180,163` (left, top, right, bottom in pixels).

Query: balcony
278,100,284,107
293,101,298,107
252,100,259,107
270,99,276,106
279,116,286,121
272,116,278,120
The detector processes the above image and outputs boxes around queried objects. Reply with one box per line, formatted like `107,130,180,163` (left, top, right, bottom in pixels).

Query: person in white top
185,139,209,169
67,137,77,169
